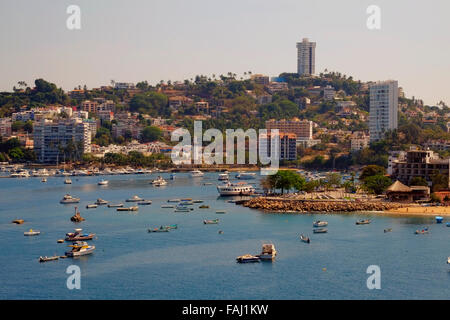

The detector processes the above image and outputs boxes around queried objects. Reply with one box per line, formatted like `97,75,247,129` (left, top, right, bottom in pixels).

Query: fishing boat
161,204,174,208
12,219,24,224
168,199,181,203
64,178,72,184
313,221,328,227
313,228,328,234
204,219,219,224
126,195,143,202
199,205,209,209
415,227,429,234
256,243,277,261
137,200,152,205
216,210,227,214
107,203,123,208
192,200,204,203
356,219,371,225
164,224,178,230
24,229,40,236
148,226,170,233
174,206,191,212
190,170,204,177
60,194,80,204
86,204,98,209
65,228,95,241
217,182,255,196
236,254,260,263
151,176,167,186
39,255,59,263
65,241,95,257
235,172,256,180
98,179,109,186
41,178,47,183
95,198,108,205
117,206,138,212
218,173,229,181
300,234,310,243
384,228,393,233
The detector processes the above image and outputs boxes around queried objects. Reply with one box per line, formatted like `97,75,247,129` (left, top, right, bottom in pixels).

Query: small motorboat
148,226,170,233
24,229,40,236
65,241,95,257
39,255,59,263
164,224,178,230
95,198,108,205
218,173,229,181
174,206,191,212
384,228,393,233
65,228,95,241
86,204,98,209
98,179,109,186
216,210,227,214
126,195,143,202
313,221,328,227
168,199,181,203
190,170,204,177
447,257,450,264
192,200,204,203
117,206,139,212
356,219,371,225
204,219,219,224
236,254,260,263
199,205,209,209
447,222,450,227
256,243,277,261
161,204,174,208
137,200,152,205
64,179,72,184
60,194,80,204
313,228,328,234
41,178,47,183
12,219,24,224
170,173,176,180
151,176,167,186
300,234,310,243
415,228,429,234
108,203,123,208
436,216,443,224
57,239,64,243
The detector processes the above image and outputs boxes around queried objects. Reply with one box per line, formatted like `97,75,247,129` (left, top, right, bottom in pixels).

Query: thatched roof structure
386,180,412,193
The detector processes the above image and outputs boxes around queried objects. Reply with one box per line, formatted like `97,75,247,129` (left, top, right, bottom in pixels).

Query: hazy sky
1,0,449,105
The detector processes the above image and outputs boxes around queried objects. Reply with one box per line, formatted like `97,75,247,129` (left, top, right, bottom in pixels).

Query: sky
0,0,449,105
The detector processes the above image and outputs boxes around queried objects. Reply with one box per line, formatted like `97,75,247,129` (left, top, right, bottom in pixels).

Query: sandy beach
384,206,450,217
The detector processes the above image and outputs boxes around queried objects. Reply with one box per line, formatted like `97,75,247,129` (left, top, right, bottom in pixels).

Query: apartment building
369,80,398,142
265,118,313,140
296,38,316,75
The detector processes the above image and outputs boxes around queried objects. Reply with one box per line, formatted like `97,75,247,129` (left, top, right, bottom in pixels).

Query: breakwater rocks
241,197,406,213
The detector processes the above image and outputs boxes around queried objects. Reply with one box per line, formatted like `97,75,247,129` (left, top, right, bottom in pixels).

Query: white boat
235,172,256,180
256,243,277,261
447,257,450,264
218,173,229,181
161,204,174,208
98,179,109,185
95,198,108,205
151,176,167,186
236,254,260,263
60,194,80,204
138,200,152,205
217,182,255,196
126,195,143,202
65,241,95,257
24,229,40,236
313,221,328,227
190,170,204,177
168,199,181,203
10,170,30,178
86,204,98,209
64,178,72,184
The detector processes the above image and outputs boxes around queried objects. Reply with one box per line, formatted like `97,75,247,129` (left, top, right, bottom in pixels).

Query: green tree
410,176,428,186
359,165,386,181
141,126,162,143
363,175,392,195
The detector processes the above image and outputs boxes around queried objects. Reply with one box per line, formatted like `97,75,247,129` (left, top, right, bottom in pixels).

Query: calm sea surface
0,172,449,299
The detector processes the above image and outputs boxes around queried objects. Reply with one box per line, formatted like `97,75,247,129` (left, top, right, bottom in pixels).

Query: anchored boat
313,221,328,227
60,194,80,204
356,219,371,225
204,219,219,224
65,228,95,241
65,241,95,257
148,226,170,233
236,254,260,263
107,203,123,208
151,176,167,186
415,227,429,234
217,182,255,196
39,256,59,263
256,243,277,261
98,179,109,186
313,228,328,234
86,204,98,209
126,195,143,202
95,198,108,205
24,229,40,236
138,200,152,205
300,234,310,243
117,206,138,211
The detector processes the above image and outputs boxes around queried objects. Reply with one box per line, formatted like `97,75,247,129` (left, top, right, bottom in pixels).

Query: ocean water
0,172,449,300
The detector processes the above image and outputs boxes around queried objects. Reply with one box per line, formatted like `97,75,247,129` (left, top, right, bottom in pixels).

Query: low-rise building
0,118,12,137
351,132,370,151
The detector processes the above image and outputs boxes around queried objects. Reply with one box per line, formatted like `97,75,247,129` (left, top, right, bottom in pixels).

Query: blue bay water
0,173,449,299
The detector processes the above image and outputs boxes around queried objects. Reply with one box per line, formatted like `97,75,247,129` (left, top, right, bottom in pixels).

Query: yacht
235,172,256,180
190,170,204,177
60,194,80,204
218,173,229,181
10,170,30,178
126,195,143,202
150,176,167,186
256,243,277,261
95,198,108,205
65,228,95,241
65,241,95,257
98,179,109,185
64,178,72,184
217,182,255,196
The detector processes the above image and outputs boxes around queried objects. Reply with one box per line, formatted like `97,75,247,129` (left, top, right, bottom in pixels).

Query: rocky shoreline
241,197,407,213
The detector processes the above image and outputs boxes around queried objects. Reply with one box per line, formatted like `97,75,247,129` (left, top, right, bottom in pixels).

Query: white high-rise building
296,38,316,76
369,80,398,142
